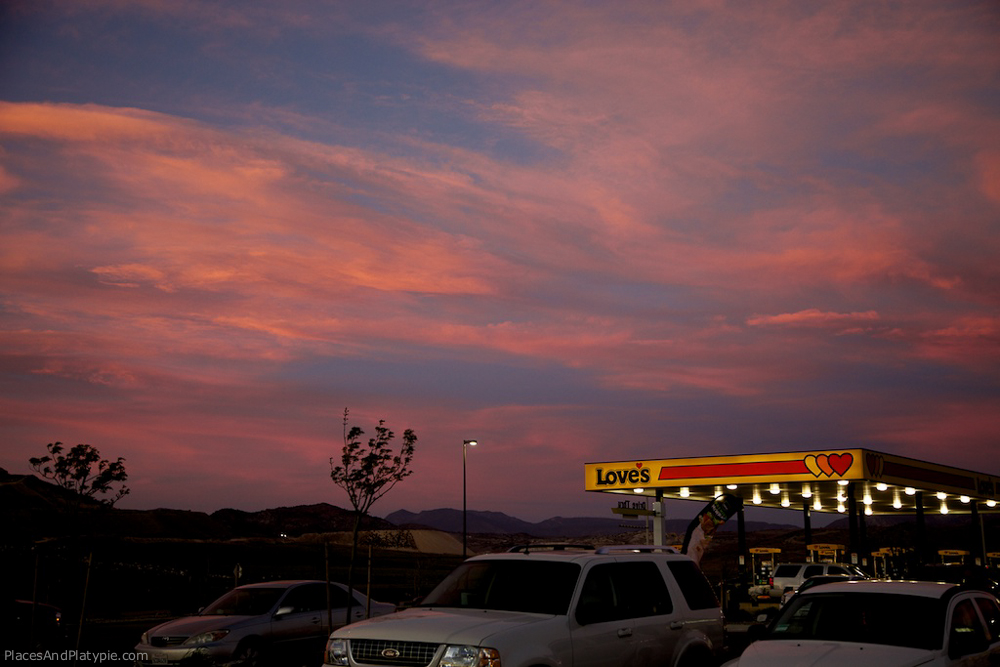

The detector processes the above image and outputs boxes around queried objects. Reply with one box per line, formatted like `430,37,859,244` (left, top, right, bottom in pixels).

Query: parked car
324,544,724,667
2,599,65,651
134,579,395,666
779,574,866,606
904,564,1000,594
723,580,1000,667
769,561,868,598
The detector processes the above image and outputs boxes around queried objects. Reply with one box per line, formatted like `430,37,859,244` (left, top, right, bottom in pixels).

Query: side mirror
274,606,295,618
747,623,768,642
948,630,988,659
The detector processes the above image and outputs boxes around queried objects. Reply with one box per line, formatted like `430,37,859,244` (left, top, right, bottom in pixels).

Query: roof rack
595,545,680,554
506,543,596,553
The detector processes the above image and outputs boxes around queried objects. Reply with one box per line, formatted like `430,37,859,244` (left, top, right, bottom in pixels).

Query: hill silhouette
2,467,805,541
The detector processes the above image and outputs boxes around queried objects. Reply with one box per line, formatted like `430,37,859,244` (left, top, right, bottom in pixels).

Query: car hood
734,640,935,667
332,607,554,645
145,614,264,637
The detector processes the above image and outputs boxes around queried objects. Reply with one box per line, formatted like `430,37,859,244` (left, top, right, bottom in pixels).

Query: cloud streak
1,0,998,521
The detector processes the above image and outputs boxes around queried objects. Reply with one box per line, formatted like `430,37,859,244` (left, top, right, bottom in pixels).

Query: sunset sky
2,1,999,526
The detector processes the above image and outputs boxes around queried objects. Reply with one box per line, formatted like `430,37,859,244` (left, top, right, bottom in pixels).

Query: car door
571,561,676,667
270,583,329,650
329,584,367,630
946,594,1000,667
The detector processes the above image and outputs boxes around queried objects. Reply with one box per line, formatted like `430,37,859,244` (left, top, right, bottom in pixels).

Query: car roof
468,545,694,563
799,579,958,599
235,580,326,590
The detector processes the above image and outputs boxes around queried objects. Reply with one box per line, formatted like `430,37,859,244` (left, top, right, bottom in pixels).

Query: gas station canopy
585,448,1000,516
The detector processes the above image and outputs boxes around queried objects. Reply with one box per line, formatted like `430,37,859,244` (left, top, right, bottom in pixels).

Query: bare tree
29,441,130,508
330,408,416,626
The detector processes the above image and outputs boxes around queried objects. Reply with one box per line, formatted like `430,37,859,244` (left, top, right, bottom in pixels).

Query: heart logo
829,453,853,476
636,462,643,469
817,455,835,476
804,455,822,477
866,453,883,477
802,452,854,478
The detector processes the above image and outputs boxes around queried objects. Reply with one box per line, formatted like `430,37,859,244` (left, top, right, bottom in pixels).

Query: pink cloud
747,309,881,328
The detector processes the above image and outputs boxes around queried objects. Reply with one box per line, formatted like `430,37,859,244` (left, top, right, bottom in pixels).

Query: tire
232,638,266,667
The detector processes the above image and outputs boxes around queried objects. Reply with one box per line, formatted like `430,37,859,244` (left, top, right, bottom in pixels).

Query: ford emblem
382,649,400,658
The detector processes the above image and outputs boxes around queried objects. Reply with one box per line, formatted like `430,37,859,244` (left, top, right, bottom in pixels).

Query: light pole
463,439,478,558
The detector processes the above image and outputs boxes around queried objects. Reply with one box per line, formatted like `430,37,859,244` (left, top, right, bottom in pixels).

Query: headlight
326,638,349,666
183,630,230,645
441,646,500,667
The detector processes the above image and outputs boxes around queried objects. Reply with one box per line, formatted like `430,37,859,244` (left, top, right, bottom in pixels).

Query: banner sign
681,493,743,565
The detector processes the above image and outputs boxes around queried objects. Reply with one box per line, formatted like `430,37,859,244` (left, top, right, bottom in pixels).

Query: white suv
769,562,867,598
324,545,725,667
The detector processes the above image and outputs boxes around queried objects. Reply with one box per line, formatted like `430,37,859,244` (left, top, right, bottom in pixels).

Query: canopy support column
802,500,812,553
916,491,926,564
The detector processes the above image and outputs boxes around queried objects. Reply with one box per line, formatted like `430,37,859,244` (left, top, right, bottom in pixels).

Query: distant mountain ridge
0,468,797,540
386,508,798,536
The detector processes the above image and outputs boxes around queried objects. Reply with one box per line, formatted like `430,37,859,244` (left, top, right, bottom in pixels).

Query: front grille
350,639,439,667
150,635,187,647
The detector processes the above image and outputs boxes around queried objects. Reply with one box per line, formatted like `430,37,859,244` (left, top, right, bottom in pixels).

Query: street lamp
463,439,478,558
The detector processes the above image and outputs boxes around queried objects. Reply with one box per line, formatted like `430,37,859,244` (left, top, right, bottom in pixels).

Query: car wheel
676,647,715,667
232,638,266,667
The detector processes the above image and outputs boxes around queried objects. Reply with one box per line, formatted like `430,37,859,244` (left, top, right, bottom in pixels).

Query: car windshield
419,560,581,615
201,588,285,616
768,592,945,650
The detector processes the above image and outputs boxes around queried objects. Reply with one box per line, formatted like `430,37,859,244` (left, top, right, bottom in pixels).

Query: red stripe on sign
882,461,975,491
657,459,809,481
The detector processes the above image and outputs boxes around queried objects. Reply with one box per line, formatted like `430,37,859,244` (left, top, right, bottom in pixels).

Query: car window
973,596,1000,642
769,593,944,650
773,565,800,578
827,566,849,575
281,583,326,613
328,585,357,608
201,588,285,616
951,599,988,643
803,565,823,578
420,560,580,615
575,562,672,625
667,560,718,610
